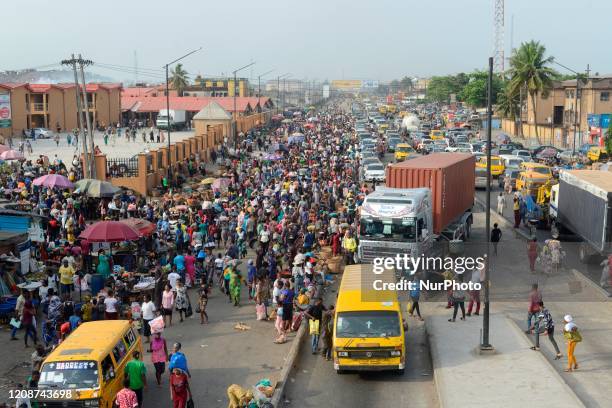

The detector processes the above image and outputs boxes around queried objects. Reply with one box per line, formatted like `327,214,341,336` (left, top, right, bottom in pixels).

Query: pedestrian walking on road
124,351,147,407
496,192,506,215
563,315,582,372
169,342,191,377
491,223,502,255
513,196,520,228
321,306,335,361
448,276,466,322
151,332,169,386
141,294,156,348
162,284,175,327
529,302,562,359
305,297,326,354
170,368,191,408
115,377,138,408
467,269,481,316
409,276,423,320
526,283,542,333
527,238,538,273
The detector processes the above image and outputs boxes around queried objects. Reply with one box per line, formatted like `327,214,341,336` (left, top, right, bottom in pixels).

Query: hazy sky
3,0,611,82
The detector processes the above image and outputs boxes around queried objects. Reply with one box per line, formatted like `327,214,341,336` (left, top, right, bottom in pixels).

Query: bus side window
417,218,424,241
113,340,128,364
101,355,115,382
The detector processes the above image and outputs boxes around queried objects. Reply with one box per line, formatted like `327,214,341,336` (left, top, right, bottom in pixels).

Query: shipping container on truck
358,153,474,266
385,153,475,235
550,170,612,262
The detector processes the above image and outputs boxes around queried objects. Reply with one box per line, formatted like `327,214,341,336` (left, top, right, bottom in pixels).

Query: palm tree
496,86,520,133
508,41,557,144
170,63,189,96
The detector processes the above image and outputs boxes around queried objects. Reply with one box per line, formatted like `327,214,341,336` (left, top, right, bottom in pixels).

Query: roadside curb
506,318,586,407
423,319,446,408
270,321,307,407
570,268,611,300
474,195,531,241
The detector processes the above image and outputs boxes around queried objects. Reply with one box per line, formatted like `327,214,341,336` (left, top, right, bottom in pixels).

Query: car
417,139,434,153
475,155,505,177
387,137,401,152
519,162,553,180
430,130,445,140
447,142,472,153
360,151,376,160
529,145,561,157
499,154,526,169
512,149,532,159
557,149,580,164
497,145,515,155
430,145,447,153
474,168,494,189
498,168,521,190
27,128,54,139
471,142,485,152
361,157,381,168
394,143,415,161
363,163,386,182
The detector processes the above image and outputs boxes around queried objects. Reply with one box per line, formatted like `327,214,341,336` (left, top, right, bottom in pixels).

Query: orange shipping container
385,153,475,234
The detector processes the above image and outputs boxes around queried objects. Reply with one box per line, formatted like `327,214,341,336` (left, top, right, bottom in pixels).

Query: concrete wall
501,118,569,148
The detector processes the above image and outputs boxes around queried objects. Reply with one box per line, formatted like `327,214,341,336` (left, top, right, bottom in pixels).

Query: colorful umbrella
0,150,25,160
74,179,121,198
79,220,140,242
32,174,74,189
120,218,156,237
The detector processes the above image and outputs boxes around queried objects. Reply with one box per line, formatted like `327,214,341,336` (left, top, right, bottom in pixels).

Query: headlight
390,350,402,357
337,351,349,357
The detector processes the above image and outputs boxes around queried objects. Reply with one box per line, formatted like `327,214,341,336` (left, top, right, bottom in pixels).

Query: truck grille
360,246,405,263
345,348,395,359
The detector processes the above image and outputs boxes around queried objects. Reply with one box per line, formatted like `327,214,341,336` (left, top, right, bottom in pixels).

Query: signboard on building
331,80,362,90
0,93,11,128
587,114,601,128
601,114,611,129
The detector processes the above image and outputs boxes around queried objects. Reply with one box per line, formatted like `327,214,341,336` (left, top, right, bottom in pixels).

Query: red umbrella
79,220,140,242
120,218,156,237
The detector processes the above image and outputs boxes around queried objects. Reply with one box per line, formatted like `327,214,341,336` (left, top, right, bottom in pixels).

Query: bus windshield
336,311,401,338
39,361,100,389
360,218,416,241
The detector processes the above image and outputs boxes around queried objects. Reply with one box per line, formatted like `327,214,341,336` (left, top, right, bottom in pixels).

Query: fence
107,157,139,178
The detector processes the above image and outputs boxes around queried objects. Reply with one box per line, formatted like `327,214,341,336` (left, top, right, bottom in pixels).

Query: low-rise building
0,82,122,141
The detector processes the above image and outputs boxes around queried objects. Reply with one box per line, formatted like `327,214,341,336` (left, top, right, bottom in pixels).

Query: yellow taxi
475,155,505,177
394,143,414,161
429,130,445,140
587,146,609,162
515,171,551,197
519,162,553,180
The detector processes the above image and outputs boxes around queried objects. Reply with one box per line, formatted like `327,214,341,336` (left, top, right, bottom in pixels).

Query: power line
94,62,164,74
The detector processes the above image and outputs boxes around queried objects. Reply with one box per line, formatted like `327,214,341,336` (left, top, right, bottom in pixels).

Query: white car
512,149,532,160
500,154,526,169
363,163,386,182
28,128,54,139
446,142,473,152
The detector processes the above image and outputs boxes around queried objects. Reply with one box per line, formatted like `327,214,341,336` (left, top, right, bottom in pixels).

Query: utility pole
481,56,494,351
231,62,256,149
77,54,96,178
61,55,92,178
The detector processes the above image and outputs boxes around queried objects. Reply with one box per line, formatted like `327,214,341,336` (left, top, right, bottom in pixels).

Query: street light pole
231,62,256,149
275,73,291,115
164,47,202,185
481,56,494,351
257,69,274,110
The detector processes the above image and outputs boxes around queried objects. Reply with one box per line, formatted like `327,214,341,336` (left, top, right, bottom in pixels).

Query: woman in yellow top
58,259,75,297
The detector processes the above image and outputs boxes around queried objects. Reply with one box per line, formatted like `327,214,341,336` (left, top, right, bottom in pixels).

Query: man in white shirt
167,269,181,291
141,294,156,346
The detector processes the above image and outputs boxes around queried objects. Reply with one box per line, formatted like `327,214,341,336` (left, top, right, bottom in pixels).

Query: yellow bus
333,264,406,374
38,320,142,408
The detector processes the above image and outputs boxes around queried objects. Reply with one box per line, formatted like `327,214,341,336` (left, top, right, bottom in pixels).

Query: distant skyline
4,0,611,83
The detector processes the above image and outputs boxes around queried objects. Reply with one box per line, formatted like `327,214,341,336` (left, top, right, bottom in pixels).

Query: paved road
281,282,438,408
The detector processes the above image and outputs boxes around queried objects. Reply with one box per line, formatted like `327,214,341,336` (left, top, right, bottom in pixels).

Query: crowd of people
4,101,374,407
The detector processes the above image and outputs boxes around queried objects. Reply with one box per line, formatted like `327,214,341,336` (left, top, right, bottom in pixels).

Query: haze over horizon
3,0,611,82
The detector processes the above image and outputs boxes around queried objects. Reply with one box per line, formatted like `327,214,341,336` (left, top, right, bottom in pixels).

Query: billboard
331,80,362,90
322,85,330,99
0,93,11,128
361,80,379,89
